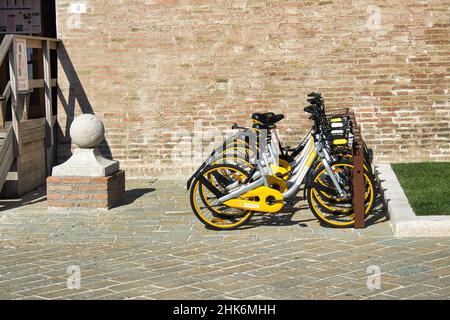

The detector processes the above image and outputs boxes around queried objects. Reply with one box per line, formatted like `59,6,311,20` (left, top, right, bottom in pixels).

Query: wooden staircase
0,34,60,198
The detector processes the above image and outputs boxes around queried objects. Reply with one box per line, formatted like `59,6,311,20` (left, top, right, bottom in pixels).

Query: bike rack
349,111,365,229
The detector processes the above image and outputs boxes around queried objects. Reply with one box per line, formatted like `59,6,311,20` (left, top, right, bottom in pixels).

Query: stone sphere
70,114,105,148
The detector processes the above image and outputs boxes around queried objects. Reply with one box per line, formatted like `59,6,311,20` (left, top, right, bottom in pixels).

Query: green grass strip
391,162,450,216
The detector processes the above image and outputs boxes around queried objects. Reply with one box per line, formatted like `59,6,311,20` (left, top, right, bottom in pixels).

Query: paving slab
0,179,449,299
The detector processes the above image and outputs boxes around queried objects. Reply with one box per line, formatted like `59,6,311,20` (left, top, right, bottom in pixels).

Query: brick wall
56,0,450,178
47,170,125,209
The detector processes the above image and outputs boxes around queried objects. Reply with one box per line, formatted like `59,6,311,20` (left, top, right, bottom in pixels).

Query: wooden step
0,122,11,138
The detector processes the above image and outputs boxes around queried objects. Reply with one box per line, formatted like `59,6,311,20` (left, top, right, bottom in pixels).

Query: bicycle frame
216,136,314,204
187,114,350,196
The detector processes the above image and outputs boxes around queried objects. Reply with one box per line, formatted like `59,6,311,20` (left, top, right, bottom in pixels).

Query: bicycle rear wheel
306,162,376,228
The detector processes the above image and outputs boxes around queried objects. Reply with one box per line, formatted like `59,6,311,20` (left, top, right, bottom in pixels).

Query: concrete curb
376,164,450,237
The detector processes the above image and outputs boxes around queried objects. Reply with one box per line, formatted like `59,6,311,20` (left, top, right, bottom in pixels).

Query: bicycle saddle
251,112,273,123
252,113,284,125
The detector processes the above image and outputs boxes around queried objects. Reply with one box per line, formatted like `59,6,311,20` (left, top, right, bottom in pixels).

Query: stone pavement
0,179,449,300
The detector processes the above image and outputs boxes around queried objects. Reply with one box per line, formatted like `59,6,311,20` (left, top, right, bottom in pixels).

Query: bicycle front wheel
189,164,254,230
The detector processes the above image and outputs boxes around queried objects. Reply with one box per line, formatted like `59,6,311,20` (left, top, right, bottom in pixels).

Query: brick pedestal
47,170,125,209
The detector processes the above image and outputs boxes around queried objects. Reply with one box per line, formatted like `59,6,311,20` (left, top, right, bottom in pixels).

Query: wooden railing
0,122,14,191
0,81,11,129
0,34,61,175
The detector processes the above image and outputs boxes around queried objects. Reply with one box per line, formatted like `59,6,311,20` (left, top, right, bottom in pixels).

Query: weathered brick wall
56,0,450,178
47,170,125,209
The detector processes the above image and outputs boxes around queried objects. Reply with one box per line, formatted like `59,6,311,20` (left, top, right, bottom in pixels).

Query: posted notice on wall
0,0,41,34
14,38,29,92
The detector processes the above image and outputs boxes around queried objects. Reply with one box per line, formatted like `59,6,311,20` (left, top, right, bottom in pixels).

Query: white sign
69,3,87,14
14,38,29,92
0,0,41,34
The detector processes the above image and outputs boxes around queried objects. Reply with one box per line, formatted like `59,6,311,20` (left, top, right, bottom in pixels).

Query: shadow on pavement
238,196,315,230
0,186,157,212
0,187,47,213
232,190,388,230
120,188,156,206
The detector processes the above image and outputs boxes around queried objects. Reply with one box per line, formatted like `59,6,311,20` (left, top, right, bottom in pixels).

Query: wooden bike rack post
349,112,365,229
